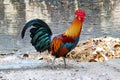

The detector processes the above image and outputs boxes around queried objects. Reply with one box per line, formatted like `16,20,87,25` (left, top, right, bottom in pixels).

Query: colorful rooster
21,10,86,68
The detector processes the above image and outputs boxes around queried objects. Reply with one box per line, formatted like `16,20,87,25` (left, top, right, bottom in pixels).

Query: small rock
23,54,29,58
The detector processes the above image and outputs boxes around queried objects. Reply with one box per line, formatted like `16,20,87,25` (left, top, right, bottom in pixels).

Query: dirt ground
0,56,120,80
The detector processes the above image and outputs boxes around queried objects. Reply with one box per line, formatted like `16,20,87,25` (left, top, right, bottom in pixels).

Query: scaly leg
63,57,67,68
51,57,56,68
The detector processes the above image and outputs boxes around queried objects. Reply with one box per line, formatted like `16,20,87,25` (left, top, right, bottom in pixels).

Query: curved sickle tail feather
21,19,52,52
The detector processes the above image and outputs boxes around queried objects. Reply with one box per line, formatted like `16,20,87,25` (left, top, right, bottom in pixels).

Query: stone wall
0,0,120,53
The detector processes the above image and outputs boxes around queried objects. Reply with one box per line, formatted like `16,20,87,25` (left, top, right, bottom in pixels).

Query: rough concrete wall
0,0,120,53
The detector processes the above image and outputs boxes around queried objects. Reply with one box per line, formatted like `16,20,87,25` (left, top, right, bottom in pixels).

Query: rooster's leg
63,57,66,68
51,57,56,68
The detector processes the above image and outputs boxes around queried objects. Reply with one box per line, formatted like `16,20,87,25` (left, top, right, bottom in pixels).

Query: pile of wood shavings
67,37,120,62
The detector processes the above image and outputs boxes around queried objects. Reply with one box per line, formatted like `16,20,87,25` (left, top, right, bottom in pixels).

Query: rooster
21,10,86,68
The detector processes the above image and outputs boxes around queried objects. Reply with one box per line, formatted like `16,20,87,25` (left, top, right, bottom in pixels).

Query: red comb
75,10,86,17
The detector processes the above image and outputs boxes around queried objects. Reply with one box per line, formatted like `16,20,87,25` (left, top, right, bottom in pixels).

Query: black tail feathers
21,19,52,52
21,19,52,38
